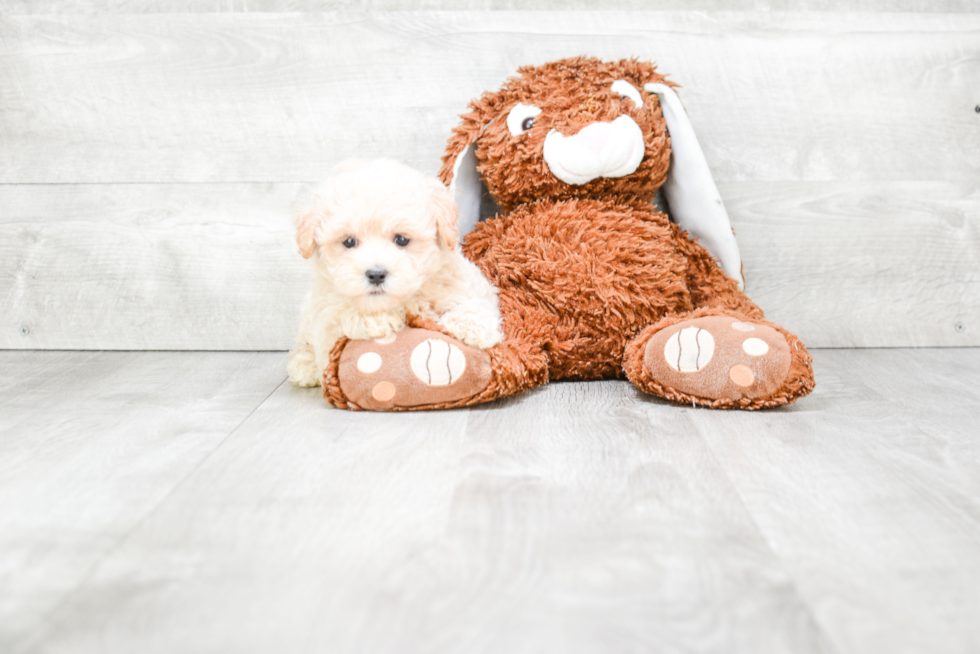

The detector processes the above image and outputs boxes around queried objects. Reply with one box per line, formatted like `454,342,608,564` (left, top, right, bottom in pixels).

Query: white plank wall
1,1,978,12
0,184,309,350
3,12,978,184
1,9,978,349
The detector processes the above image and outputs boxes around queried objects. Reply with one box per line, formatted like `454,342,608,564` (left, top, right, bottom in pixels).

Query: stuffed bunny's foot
625,312,814,410
325,328,493,411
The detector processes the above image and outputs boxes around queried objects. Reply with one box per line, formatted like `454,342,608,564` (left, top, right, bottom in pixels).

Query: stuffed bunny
323,57,814,411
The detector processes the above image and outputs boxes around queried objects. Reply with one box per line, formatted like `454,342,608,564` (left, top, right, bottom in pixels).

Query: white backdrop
1,5,977,349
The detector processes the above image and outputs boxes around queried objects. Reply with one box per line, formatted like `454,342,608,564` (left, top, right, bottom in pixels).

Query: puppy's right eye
342,237,357,249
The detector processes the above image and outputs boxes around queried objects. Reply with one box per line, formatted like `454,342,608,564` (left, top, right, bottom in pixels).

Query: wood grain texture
4,349,980,653
731,180,980,348
3,0,979,13
1,10,976,351
2,181,976,350
0,350,288,652
0,12,977,184
691,349,980,654
0,183,311,350
13,379,832,654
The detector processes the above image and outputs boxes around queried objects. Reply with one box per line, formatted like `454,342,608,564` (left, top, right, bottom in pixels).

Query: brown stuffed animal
324,57,815,411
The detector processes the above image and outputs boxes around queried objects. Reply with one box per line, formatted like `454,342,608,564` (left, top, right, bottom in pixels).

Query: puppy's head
295,159,459,312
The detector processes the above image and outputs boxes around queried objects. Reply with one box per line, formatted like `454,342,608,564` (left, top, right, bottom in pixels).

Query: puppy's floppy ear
428,181,459,251
438,91,504,242
294,201,320,259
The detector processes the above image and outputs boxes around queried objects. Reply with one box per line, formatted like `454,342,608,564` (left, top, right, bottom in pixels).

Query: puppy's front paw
438,312,503,349
342,312,406,341
287,347,321,387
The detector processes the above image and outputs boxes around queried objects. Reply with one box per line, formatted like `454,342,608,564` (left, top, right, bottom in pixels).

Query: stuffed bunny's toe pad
336,328,492,411
643,316,792,403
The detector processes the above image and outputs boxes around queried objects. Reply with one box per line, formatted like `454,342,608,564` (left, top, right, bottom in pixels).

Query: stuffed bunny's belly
464,199,695,380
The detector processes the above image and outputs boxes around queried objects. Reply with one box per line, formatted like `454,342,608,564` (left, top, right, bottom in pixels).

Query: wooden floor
1,348,978,653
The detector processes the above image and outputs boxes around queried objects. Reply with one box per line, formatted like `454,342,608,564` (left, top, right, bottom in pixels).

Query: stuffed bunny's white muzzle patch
543,116,645,185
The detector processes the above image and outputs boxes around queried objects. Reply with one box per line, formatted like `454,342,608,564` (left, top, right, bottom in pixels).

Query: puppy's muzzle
366,268,388,286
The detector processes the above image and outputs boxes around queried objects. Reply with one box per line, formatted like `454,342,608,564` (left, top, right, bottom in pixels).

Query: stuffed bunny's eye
507,103,542,137
611,80,643,110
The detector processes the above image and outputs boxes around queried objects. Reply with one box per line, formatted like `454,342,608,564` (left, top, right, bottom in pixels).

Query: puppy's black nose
366,268,387,286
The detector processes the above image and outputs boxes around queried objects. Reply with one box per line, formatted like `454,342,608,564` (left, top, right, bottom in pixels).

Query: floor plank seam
696,429,846,654
12,375,289,653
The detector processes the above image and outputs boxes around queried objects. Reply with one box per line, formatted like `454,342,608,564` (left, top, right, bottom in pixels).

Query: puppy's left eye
343,237,357,248
393,234,410,247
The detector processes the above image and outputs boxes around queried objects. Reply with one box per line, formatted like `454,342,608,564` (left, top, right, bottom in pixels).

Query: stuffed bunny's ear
645,83,744,290
448,143,486,240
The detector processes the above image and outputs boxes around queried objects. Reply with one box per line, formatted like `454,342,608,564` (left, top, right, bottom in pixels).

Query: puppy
287,159,503,388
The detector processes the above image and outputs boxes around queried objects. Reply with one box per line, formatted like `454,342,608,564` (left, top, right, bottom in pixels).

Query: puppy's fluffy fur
287,159,503,387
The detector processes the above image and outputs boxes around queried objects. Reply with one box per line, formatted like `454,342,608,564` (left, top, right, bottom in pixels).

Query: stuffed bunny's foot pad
336,328,492,411
643,315,792,405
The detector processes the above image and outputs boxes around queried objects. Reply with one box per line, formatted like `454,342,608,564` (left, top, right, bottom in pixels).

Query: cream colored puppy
287,159,503,388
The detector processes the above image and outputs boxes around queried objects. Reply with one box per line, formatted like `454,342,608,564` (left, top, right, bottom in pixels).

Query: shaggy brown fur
439,58,674,212
324,56,814,410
